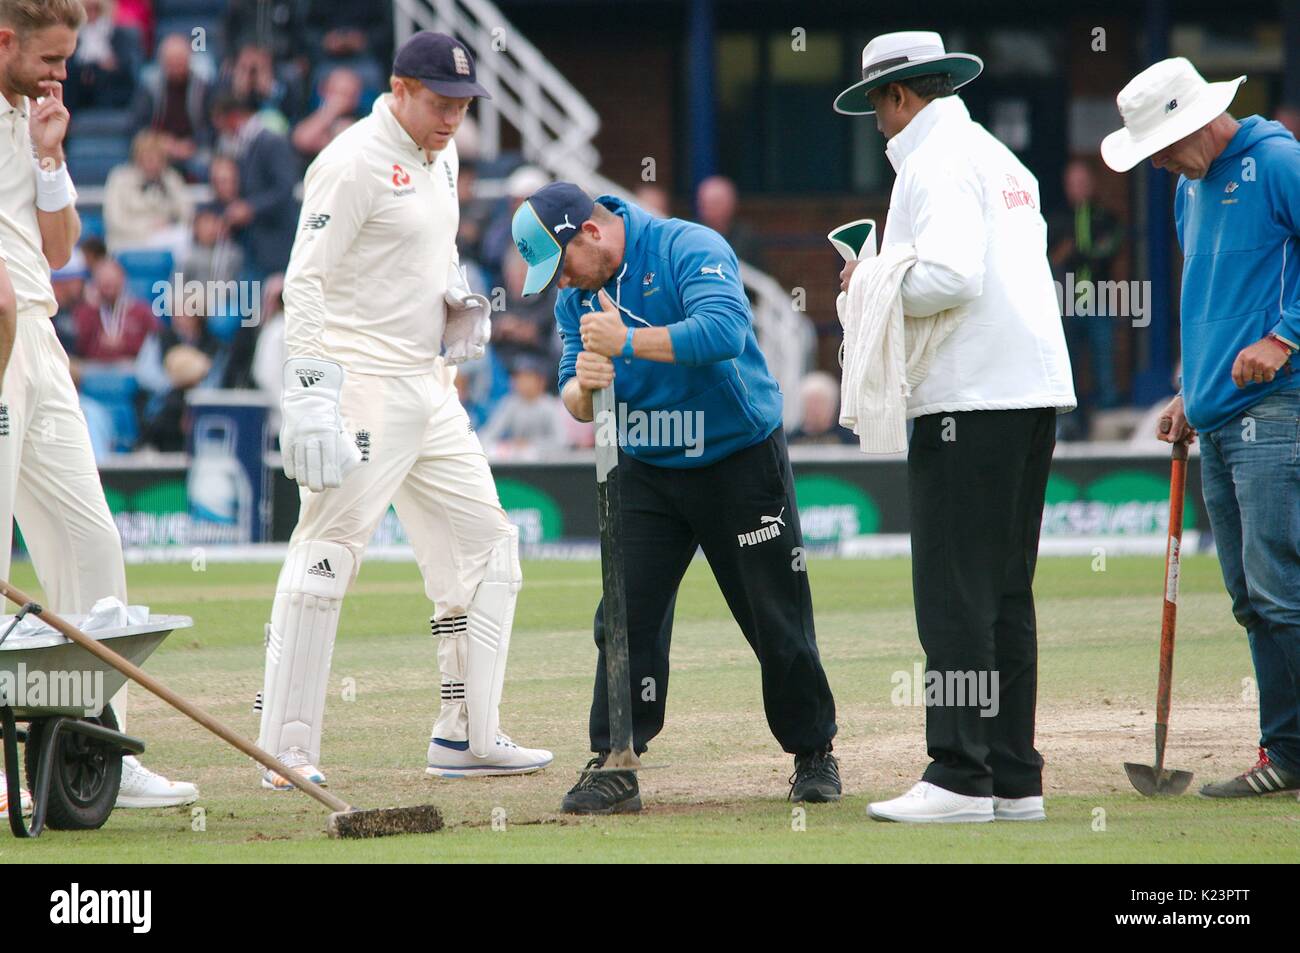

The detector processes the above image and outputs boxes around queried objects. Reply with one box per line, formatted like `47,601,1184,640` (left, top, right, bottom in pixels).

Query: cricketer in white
0,0,196,817
259,31,552,788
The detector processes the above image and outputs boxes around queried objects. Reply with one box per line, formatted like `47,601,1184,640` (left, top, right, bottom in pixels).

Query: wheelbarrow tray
0,615,192,718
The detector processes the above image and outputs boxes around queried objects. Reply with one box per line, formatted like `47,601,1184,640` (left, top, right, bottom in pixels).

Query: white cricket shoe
261,746,327,791
868,781,994,823
116,756,200,808
993,794,1046,821
0,770,33,819
426,732,553,778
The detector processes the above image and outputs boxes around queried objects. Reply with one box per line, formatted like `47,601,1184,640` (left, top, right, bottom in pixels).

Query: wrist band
34,160,74,212
1265,333,1294,358
621,328,635,362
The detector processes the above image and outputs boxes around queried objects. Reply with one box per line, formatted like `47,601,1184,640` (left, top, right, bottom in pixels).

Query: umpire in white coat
835,32,1076,823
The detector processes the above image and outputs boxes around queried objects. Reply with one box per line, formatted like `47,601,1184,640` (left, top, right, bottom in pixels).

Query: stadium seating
67,135,132,187
117,249,175,307
79,367,141,452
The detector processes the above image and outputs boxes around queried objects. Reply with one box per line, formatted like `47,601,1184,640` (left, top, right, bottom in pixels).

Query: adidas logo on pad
308,559,336,578
297,369,325,388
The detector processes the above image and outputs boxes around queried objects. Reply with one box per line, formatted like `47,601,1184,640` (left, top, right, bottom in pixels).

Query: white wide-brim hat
1101,57,1245,172
833,31,982,116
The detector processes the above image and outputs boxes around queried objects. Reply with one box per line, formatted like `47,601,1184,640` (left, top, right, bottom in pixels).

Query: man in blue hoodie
1104,59,1300,798
512,183,839,812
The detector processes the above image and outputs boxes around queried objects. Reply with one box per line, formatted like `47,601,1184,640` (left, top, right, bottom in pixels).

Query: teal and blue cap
510,182,595,297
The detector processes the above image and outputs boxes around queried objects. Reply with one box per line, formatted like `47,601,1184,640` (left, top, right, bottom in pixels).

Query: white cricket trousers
294,365,511,609
0,317,129,720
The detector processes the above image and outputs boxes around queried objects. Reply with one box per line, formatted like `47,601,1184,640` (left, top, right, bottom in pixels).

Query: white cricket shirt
283,94,462,374
882,95,1076,416
0,95,59,320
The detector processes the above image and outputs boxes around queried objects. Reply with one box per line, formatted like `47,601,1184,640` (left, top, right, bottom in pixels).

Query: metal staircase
394,0,813,425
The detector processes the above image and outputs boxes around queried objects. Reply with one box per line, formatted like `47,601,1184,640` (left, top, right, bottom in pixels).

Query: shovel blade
1124,762,1194,796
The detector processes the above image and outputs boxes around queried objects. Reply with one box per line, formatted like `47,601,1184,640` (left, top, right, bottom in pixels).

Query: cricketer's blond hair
0,0,86,35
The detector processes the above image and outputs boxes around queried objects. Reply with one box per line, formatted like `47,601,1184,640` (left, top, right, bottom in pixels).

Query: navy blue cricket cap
511,182,595,296
393,31,491,99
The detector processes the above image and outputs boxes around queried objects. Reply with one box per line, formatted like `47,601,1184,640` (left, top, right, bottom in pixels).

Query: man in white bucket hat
1104,58,1300,799
835,31,1076,824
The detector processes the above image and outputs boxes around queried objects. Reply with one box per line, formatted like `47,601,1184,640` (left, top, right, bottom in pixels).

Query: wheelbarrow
0,600,192,838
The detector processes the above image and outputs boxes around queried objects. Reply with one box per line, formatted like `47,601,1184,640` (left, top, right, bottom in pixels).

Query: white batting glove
280,357,362,492
443,262,492,365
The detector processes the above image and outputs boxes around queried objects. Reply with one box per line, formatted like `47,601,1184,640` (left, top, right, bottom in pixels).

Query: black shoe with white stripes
1199,748,1300,798
560,753,641,815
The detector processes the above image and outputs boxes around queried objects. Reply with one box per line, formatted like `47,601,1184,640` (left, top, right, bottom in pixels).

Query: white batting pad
257,540,353,764
452,526,522,757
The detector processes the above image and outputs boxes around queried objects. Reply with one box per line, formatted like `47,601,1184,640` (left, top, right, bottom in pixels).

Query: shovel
1124,430,1195,796
590,383,641,773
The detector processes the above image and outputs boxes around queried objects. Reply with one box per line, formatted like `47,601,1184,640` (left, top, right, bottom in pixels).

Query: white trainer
868,781,994,823
0,770,33,818
115,756,199,808
993,795,1046,821
426,732,553,778
261,747,327,791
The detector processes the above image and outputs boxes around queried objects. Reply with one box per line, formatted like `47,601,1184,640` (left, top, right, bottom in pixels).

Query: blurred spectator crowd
58,0,589,460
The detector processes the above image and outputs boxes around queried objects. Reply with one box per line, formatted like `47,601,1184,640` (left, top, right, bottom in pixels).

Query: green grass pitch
2,554,1296,863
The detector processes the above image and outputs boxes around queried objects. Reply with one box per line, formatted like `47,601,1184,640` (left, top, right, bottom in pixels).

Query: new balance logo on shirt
303,213,331,230
308,559,336,579
297,368,325,388
738,507,785,547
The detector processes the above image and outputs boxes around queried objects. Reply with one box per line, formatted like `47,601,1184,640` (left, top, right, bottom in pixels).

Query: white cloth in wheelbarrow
1,597,150,641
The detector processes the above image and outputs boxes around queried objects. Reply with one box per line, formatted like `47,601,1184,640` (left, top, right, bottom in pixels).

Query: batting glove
280,357,362,492
443,262,492,365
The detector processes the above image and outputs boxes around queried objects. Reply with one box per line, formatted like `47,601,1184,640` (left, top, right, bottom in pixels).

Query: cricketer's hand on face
29,82,70,163
1231,337,1291,389
578,290,626,358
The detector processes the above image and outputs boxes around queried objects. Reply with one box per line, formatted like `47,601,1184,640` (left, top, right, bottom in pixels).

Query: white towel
837,244,966,453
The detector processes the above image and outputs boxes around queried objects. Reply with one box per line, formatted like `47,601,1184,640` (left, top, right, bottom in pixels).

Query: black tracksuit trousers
908,408,1056,799
587,427,838,757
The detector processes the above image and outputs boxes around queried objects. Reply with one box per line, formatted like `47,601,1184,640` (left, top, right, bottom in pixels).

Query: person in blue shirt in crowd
512,183,840,813
1104,58,1300,798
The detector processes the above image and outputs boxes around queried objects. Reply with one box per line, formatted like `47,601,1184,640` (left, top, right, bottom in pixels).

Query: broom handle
0,581,353,815
1154,440,1188,769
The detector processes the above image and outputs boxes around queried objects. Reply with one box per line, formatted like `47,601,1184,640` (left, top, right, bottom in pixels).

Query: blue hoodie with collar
1175,116,1300,434
555,195,783,468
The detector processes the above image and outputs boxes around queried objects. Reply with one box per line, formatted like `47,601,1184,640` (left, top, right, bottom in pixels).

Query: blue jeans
1200,388,1300,773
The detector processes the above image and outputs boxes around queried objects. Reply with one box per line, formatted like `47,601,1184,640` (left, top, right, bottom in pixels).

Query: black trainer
560,754,641,814
1200,748,1300,798
789,747,841,803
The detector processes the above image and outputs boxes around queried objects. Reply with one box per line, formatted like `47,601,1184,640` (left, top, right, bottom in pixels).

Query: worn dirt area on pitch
597,699,1262,809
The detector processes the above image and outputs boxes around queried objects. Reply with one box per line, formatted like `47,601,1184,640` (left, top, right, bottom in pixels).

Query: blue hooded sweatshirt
1175,116,1300,433
555,196,783,468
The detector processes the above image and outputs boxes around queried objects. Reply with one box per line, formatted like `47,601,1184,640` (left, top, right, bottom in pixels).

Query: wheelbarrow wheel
24,707,124,831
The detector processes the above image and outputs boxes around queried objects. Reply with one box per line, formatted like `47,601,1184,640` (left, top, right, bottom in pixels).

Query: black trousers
588,427,838,756
908,408,1056,798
